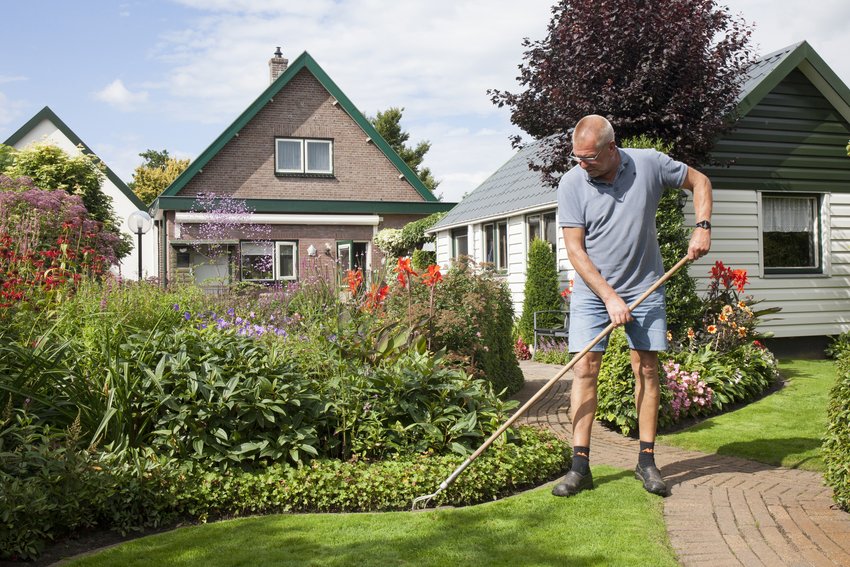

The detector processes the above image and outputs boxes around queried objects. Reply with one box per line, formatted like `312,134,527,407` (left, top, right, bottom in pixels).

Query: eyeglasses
568,147,604,164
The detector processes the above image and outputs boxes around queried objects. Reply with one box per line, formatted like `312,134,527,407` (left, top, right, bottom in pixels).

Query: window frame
275,241,298,281
759,192,824,276
275,137,334,175
451,227,468,259
240,241,275,282
526,209,558,252
483,220,509,271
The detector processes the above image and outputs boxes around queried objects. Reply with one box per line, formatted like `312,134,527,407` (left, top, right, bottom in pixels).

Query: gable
707,69,850,193
161,52,438,206
176,68,426,203
4,106,146,209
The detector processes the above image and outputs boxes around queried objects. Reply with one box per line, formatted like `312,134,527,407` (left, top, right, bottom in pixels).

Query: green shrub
517,238,562,344
595,328,640,434
411,248,436,271
388,258,523,397
533,337,572,366
0,426,568,559
824,344,850,511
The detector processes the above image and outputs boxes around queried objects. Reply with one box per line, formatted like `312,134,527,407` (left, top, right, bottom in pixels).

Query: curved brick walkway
515,360,850,567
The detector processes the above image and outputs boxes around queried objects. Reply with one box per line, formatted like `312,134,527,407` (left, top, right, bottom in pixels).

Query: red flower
732,269,748,293
421,264,442,287
345,269,363,294
395,257,418,287
364,283,390,311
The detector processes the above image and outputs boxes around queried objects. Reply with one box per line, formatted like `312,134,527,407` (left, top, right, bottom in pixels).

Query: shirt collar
585,148,630,186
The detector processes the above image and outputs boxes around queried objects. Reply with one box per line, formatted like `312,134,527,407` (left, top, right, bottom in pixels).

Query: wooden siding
693,68,850,337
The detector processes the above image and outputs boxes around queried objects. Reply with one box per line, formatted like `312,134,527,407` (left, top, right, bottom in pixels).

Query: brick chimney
269,47,289,83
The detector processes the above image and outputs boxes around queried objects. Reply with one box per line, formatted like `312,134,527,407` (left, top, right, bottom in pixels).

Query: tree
370,107,440,192
518,239,562,343
489,0,754,183
2,143,131,259
129,149,190,205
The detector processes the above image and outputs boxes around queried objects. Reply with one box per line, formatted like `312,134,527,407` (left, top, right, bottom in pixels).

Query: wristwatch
695,220,712,230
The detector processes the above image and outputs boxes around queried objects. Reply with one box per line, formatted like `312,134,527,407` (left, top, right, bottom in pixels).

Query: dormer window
275,138,333,175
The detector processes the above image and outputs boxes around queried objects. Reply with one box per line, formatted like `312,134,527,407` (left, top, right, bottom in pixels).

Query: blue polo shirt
557,148,688,297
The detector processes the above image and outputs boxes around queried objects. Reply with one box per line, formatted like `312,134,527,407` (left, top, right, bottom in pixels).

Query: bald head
572,115,615,150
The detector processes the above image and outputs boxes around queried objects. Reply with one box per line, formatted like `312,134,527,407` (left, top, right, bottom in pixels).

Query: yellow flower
738,301,747,310
666,331,673,341
687,328,695,339
707,325,718,334
723,305,733,316
737,327,748,338
718,313,728,322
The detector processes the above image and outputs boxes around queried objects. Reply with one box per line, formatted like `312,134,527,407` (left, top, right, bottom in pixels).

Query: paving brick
513,361,850,567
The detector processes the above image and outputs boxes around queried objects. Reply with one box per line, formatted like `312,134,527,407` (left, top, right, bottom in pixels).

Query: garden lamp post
127,210,153,281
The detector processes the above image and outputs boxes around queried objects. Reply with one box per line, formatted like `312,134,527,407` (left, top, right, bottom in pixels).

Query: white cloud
0,92,27,130
93,79,149,111
0,75,27,85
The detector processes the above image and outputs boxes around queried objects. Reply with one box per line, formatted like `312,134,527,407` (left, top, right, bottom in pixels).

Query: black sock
571,446,590,475
639,441,656,468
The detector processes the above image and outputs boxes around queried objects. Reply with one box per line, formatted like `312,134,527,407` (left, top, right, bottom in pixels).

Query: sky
2,1,849,204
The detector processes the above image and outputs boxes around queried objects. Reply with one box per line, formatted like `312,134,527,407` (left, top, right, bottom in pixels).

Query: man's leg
631,349,667,495
552,352,602,497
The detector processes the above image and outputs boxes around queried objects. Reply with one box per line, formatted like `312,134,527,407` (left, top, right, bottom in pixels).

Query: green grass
658,359,836,471
68,466,677,567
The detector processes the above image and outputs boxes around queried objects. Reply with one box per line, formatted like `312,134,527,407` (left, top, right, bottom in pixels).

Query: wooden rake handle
432,255,691,495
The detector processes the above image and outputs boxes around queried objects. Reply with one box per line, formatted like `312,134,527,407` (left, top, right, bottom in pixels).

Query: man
554,115,712,497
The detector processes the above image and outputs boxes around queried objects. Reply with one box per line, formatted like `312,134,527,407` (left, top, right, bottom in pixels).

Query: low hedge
824,339,850,511
0,425,568,561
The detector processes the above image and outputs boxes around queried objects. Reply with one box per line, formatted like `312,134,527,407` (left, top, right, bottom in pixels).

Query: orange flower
737,327,748,338
395,257,418,287
707,325,718,334
732,269,748,293
666,331,673,341
687,328,695,339
722,305,733,316
345,269,363,294
421,264,442,287
718,313,728,322
364,283,390,311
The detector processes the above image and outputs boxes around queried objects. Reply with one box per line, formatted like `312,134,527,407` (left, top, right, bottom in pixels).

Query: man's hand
604,294,633,326
688,229,711,260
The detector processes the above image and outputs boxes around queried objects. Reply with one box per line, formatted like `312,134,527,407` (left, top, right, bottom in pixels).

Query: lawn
67,466,677,567
658,359,835,471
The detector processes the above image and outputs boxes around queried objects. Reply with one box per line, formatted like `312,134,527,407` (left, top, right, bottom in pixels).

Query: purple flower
184,311,191,320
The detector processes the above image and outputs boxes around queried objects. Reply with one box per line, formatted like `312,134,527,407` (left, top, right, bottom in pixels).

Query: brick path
515,360,850,567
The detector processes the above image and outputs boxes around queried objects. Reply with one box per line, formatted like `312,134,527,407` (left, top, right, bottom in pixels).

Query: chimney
269,46,288,84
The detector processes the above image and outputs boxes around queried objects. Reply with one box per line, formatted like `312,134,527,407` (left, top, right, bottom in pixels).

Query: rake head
411,485,444,511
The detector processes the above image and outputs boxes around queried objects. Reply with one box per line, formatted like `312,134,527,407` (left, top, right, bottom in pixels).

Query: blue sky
2,0,849,203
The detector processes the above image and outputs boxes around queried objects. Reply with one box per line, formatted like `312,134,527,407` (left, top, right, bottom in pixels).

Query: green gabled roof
153,196,454,215
3,105,147,210
737,40,850,117
161,51,438,202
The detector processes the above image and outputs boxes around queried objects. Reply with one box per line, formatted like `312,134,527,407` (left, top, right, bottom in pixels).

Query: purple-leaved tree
489,0,755,184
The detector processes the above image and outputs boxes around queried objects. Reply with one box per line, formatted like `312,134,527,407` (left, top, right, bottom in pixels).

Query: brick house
151,49,453,288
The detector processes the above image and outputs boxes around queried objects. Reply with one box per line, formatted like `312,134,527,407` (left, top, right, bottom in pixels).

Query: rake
411,255,690,511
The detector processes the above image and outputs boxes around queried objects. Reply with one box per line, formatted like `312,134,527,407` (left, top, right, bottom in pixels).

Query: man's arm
681,166,713,261
562,226,633,326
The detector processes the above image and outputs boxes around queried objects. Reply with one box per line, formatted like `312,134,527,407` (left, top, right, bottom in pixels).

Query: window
451,227,468,258
275,138,333,174
241,242,274,281
484,220,508,271
526,210,558,251
761,194,822,274
240,241,298,282
337,241,368,272
276,241,298,280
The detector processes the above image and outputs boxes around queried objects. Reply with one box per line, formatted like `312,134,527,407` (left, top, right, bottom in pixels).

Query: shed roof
430,40,850,231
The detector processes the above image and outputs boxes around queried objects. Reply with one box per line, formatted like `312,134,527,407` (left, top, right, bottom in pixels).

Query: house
3,106,158,280
429,41,850,351
150,49,453,289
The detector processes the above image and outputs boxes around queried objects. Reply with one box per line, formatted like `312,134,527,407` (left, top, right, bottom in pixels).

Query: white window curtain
763,197,815,233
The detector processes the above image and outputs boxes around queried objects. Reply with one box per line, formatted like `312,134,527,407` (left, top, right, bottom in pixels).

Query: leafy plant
518,238,562,344
823,346,850,511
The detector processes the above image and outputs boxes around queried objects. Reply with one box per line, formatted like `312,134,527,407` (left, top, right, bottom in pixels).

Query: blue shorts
568,289,667,353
